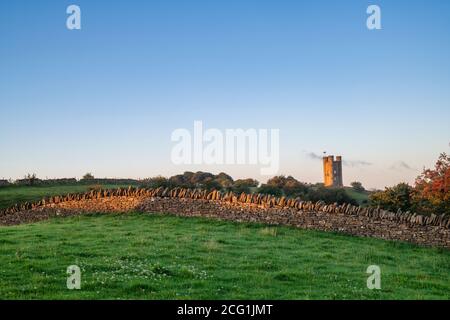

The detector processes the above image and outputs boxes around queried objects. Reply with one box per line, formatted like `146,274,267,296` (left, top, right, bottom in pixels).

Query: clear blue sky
1,0,449,189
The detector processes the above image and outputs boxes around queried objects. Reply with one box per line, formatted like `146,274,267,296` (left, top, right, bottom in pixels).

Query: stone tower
323,155,343,187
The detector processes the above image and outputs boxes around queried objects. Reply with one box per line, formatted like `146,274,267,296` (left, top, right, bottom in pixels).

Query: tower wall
333,157,343,187
323,156,334,187
323,155,343,187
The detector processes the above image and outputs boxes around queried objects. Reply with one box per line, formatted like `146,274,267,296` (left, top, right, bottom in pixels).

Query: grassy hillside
344,187,370,205
0,213,448,299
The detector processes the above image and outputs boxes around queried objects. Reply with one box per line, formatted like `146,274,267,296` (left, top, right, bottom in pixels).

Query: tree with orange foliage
414,153,450,215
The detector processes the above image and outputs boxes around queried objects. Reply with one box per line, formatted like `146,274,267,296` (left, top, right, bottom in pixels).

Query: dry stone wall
1,187,449,248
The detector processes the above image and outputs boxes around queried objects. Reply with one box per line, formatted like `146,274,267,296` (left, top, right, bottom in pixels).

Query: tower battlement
323,155,343,187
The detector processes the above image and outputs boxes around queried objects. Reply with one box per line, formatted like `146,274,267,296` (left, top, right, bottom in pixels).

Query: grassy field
344,187,370,205
0,184,447,300
0,185,133,210
0,213,448,299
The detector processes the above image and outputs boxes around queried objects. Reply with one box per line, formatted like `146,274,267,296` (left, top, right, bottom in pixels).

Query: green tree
257,184,283,197
369,183,414,212
265,175,307,197
24,173,38,186
142,176,169,188
232,179,259,194
82,173,94,180
350,181,365,192
306,186,358,205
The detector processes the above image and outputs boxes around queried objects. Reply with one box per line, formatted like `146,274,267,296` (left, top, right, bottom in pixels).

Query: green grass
0,213,448,299
0,185,133,209
0,185,447,299
344,187,370,205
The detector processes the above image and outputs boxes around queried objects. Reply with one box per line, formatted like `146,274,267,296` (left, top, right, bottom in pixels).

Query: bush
141,176,170,188
305,186,358,206
215,172,234,189
15,174,40,186
369,183,415,212
232,179,259,194
266,175,308,197
82,173,94,180
203,180,222,191
350,181,365,192
0,179,11,187
257,185,283,197
168,174,194,188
